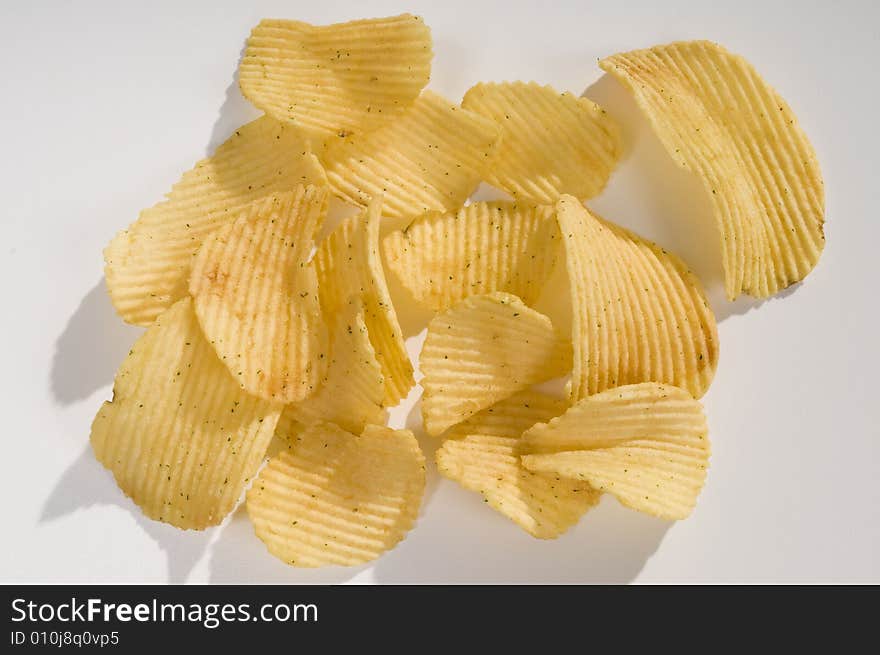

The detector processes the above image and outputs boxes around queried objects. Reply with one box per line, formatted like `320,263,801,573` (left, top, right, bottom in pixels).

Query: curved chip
420,292,571,436
314,198,413,405
105,116,326,326
247,422,426,567
268,402,304,458
240,14,432,144
521,383,710,520
285,300,385,434
600,41,825,299
322,90,501,220
437,391,599,538
557,195,718,400
90,298,281,529
461,81,621,204
382,202,560,312
189,187,329,403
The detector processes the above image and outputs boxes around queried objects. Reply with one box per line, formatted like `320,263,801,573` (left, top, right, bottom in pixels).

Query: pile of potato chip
93,14,824,567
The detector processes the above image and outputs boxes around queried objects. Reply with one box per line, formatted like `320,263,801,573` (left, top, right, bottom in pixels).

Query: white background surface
2,0,878,584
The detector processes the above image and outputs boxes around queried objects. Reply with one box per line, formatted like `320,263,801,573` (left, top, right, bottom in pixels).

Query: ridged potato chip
105,116,326,326
420,292,571,436
600,41,825,299
437,391,600,538
247,422,425,567
269,401,303,454
314,198,413,405
285,300,385,434
240,14,432,144
322,91,501,220
462,81,622,204
190,187,328,403
521,383,710,520
90,298,281,529
557,196,718,400
382,202,560,312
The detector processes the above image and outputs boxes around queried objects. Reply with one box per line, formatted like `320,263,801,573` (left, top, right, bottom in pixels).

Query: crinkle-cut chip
321,91,501,220
437,391,599,538
246,422,425,567
521,383,710,520
240,14,432,144
382,202,560,312
189,188,329,403
267,406,304,458
90,298,281,530
314,198,413,405
461,81,622,204
557,196,718,400
105,116,326,326
273,403,302,445
285,300,385,435
600,41,825,300
420,292,572,436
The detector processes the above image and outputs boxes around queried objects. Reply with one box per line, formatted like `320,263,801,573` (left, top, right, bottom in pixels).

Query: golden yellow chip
461,81,622,204
420,292,571,436
382,201,560,313
600,41,825,299
521,383,710,520
314,198,413,405
436,391,600,538
105,116,326,326
90,298,281,530
285,299,385,434
247,422,425,567
557,196,718,400
240,14,432,144
189,187,329,403
322,91,501,220
272,401,302,445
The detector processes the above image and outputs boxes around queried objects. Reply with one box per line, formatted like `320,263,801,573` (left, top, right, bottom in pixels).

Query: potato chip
420,292,572,436
314,198,413,405
90,298,281,529
382,201,560,312
521,383,710,520
322,91,501,219
189,187,328,403
461,81,622,204
240,14,432,144
600,41,825,299
557,195,718,400
266,402,306,461
436,391,600,538
247,422,425,567
285,300,385,434
105,116,326,326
